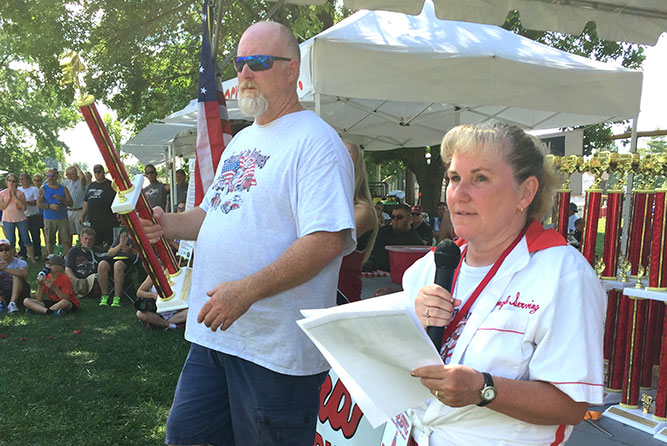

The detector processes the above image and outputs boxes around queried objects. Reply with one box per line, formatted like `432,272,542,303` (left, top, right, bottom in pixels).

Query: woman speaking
403,122,605,445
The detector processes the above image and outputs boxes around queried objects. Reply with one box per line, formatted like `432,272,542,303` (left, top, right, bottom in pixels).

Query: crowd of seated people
0,167,189,329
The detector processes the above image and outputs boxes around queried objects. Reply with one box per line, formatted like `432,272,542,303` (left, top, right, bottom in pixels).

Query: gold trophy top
582,155,604,190
59,50,95,106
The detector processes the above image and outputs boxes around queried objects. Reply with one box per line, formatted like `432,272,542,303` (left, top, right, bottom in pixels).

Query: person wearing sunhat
411,204,434,245
23,254,78,316
0,238,30,314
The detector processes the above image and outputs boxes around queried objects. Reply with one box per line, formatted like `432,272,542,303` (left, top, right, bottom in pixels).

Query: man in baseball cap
410,205,433,245
0,238,30,314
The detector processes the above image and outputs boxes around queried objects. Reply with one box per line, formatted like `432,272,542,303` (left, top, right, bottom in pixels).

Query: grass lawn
0,254,191,446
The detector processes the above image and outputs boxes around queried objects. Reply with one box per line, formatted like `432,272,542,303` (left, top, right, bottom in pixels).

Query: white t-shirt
64,178,86,209
568,213,578,233
186,110,356,375
18,185,40,217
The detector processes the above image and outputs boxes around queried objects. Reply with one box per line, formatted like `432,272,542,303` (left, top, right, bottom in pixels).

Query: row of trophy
548,152,667,423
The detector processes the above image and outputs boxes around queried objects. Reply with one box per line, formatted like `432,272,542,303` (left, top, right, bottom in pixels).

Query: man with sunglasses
81,165,117,248
364,203,425,272
142,21,355,446
143,164,169,211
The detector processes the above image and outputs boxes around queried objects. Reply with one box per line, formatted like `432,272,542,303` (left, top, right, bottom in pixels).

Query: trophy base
655,427,667,444
604,390,665,436
156,297,189,314
156,267,192,314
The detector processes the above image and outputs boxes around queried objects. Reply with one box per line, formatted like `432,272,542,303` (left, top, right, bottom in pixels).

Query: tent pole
620,115,639,255
315,92,321,116
211,0,225,64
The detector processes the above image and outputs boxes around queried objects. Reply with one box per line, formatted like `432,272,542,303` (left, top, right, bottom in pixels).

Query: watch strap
477,372,496,407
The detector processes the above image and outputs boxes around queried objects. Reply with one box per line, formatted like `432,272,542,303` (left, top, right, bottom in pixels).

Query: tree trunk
369,147,445,218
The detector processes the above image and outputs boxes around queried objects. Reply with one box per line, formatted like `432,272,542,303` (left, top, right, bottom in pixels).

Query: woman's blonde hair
440,122,559,222
346,142,378,262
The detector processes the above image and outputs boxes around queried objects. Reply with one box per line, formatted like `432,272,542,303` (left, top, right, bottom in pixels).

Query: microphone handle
426,268,456,351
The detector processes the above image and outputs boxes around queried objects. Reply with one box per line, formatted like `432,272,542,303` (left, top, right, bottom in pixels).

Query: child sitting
23,254,79,316
135,275,187,330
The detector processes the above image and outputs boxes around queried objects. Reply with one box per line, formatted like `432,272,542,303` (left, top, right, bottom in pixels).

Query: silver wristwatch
477,372,497,407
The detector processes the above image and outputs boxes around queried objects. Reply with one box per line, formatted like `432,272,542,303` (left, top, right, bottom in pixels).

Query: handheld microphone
427,239,461,351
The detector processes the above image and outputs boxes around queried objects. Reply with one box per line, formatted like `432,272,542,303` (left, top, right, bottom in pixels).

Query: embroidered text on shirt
496,292,540,314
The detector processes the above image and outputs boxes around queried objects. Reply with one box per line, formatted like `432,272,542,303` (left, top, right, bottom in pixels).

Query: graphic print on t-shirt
209,148,270,214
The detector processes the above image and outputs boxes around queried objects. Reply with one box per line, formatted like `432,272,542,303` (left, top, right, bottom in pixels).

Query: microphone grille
434,239,461,268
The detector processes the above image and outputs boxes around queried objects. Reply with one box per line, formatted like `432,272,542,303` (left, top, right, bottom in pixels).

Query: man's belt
68,207,83,211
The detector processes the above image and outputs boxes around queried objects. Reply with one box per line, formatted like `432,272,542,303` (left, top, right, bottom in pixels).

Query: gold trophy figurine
620,260,632,283
595,258,606,279
641,393,654,415
635,265,646,289
59,50,95,106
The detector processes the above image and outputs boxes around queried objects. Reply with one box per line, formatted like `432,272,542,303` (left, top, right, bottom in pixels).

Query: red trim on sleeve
550,381,604,387
550,424,567,446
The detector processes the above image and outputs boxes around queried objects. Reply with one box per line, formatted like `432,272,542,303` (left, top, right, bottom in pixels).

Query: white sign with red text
315,369,385,446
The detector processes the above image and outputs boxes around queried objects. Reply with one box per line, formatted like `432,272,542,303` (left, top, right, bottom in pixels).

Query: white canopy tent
156,1,642,154
276,0,667,45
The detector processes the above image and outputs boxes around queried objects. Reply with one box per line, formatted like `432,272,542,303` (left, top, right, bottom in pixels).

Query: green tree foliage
0,0,344,175
645,136,667,154
0,33,77,174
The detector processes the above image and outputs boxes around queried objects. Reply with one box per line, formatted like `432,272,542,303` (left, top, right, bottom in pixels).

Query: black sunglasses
0,246,10,251
145,170,157,175
234,55,291,72
391,214,405,220
94,169,104,173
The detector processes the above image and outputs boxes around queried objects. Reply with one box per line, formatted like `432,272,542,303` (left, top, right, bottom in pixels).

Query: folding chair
109,261,147,304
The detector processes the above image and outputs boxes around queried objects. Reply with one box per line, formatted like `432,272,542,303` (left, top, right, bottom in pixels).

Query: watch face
482,387,496,401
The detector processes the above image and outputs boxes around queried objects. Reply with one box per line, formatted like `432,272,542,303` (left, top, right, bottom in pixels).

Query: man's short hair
81,227,96,239
394,203,412,214
176,168,185,176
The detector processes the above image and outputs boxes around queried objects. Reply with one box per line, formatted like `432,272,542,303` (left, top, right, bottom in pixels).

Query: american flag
194,0,232,206
237,154,257,191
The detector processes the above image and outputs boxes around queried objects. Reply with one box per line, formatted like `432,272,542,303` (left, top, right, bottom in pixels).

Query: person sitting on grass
23,254,79,316
0,238,30,314
135,274,187,330
97,227,142,307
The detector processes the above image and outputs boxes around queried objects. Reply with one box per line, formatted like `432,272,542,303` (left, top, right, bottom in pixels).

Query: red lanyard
440,227,528,344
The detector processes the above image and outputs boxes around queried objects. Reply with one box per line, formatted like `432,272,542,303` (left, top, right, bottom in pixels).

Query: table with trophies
549,152,667,443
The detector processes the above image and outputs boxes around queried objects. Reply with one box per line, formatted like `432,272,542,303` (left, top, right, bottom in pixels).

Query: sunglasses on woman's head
234,55,291,72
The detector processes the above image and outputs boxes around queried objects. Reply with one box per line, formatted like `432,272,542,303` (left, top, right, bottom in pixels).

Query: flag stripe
194,0,231,206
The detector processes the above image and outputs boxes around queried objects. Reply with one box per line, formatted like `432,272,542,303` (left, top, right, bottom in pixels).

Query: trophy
60,51,189,313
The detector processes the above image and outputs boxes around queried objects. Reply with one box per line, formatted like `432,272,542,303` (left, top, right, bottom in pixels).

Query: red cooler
386,245,431,284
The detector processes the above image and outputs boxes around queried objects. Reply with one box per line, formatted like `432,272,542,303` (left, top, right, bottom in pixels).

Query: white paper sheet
297,292,444,428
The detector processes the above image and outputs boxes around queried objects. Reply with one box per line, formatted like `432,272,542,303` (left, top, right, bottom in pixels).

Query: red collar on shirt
431,219,567,254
